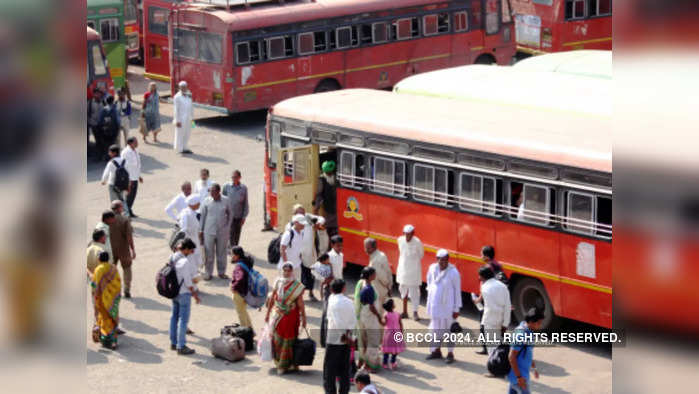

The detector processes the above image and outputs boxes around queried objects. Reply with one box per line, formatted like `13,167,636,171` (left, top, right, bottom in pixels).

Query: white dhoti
399,284,420,312
428,317,454,352
174,122,191,153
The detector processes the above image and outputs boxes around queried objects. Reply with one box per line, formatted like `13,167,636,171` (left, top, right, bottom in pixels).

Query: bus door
277,144,320,229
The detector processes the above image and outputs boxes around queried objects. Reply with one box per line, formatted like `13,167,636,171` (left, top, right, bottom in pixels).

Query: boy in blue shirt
508,308,543,394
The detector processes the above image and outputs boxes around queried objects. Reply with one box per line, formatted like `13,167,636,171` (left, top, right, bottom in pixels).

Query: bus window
125,0,138,23
522,184,551,225
269,122,281,166
175,29,197,59
454,11,469,32
484,0,500,35
199,32,222,64
298,32,315,55
339,151,366,188
566,192,595,234
414,164,449,205
90,44,107,77
395,18,418,40
336,27,352,49
237,42,251,64
589,0,612,17
372,157,405,196
565,0,586,20
282,149,309,184
423,15,439,36
458,172,496,213
372,22,389,44
596,196,612,237
100,19,120,42
267,36,287,60
314,31,327,52
148,7,168,35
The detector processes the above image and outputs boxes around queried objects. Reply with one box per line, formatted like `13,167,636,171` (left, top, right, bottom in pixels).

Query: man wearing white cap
396,224,424,321
278,214,306,281
173,80,194,154
285,204,324,300
425,249,461,364
178,194,203,271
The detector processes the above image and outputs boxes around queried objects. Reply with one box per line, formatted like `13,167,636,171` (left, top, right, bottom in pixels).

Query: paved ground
86,66,612,393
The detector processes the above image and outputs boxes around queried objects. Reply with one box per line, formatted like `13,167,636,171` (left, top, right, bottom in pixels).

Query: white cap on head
186,195,200,206
436,249,449,258
316,216,326,225
292,214,307,225
178,80,187,88
403,224,415,233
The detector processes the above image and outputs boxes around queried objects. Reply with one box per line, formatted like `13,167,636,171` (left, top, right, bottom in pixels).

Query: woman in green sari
265,262,307,374
91,251,121,350
354,266,385,372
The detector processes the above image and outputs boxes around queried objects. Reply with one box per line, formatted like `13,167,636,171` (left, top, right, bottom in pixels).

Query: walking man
121,136,143,218
100,144,128,207
364,237,392,314
169,238,201,355
222,170,249,248
110,200,136,298
425,249,461,364
199,183,231,280
95,210,116,263
508,308,543,394
279,214,306,281
173,80,194,154
165,181,192,221
396,224,424,321
324,279,357,394
179,195,203,271
475,265,511,357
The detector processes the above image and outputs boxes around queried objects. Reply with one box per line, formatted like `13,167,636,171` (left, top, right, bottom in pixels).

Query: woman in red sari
265,262,307,374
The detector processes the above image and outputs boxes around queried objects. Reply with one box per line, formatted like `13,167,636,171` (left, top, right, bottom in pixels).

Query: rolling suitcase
222,323,254,351
211,334,245,362
293,328,316,366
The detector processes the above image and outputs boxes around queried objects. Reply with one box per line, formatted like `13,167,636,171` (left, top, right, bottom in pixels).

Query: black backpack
267,227,294,264
487,344,528,377
156,256,183,299
113,159,130,192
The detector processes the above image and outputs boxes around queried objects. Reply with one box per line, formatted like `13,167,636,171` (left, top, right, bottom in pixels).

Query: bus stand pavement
86,66,611,394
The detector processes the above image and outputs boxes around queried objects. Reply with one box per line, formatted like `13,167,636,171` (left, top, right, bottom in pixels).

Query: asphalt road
86,66,612,394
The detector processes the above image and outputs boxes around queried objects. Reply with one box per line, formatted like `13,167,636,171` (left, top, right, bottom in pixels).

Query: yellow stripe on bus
562,37,612,47
238,53,451,91
144,72,171,82
470,46,484,51
338,226,612,295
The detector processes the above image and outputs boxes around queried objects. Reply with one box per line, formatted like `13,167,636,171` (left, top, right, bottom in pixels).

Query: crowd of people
88,101,545,392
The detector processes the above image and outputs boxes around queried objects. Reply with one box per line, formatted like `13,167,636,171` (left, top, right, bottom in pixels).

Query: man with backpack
508,308,543,394
230,246,253,329
169,238,201,355
95,95,120,161
100,145,130,210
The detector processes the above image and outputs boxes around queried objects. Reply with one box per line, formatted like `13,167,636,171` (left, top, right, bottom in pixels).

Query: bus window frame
89,42,109,78
565,190,596,235
266,36,288,60
483,0,501,36
100,18,121,42
236,41,251,64
371,156,406,197
335,26,354,49
148,6,169,36
565,0,587,20
422,14,439,36
298,31,315,55
453,11,469,32
458,171,498,214
395,17,415,41
372,21,389,44
518,183,552,226
413,163,449,206
198,31,223,64
340,151,357,189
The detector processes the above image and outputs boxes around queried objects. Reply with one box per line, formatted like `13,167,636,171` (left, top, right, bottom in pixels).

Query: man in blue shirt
508,308,543,394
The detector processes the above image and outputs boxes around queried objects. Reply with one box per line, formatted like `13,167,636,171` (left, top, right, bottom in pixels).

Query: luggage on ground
211,334,245,362
293,328,316,366
222,323,254,352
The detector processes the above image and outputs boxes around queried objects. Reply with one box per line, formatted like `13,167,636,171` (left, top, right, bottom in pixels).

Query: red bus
142,0,191,81
264,89,612,329
511,0,611,57
87,27,114,100
125,0,141,60
170,0,516,114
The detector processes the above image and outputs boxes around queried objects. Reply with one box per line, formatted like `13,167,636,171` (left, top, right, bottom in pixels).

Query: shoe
170,344,176,351
182,150,193,154
400,312,409,319
382,363,389,370
186,328,194,335
425,350,443,360
445,353,455,364
177,346,195,355
116,328,126,335
203,274,213,281
218,273,229,279
391,362,398,370
129,213,138,218
124,291,131,299
476,349,488,355
413,312,420,321
309,293,318,302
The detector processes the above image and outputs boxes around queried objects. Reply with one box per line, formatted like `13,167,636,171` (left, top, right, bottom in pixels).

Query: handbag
257,323,273,361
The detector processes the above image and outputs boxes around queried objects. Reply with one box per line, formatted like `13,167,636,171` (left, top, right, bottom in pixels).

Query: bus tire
314,79,341,93
474,54,497,65
511,277,560,330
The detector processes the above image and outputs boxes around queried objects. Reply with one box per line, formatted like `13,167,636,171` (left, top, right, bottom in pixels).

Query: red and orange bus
264,89,612,329
87,26,114,100
125,0,141,60
169,0,516,114
511,0,611,57
143,0,192,81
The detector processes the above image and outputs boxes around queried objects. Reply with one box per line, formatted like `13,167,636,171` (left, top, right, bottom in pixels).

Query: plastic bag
257,323,273,362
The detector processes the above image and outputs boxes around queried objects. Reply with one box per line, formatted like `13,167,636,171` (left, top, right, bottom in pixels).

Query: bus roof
87,0,124,10
87,26,101,41
272,89,611,173
514,50,612,80
194,0,450,32
393,64,611,116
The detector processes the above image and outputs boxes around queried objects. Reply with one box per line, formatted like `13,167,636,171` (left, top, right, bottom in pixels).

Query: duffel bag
211,334,245,362
293,328,316,366
221,323,254,352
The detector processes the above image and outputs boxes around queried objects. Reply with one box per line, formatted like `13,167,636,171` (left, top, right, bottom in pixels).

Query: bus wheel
511,277,560,330
314,79,341,93
474,54,497,65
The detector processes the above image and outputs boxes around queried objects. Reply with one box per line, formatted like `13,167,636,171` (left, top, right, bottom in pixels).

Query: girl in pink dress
381,299,405,370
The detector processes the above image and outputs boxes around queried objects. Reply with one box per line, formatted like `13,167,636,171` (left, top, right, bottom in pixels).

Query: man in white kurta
396,224,424,320
365,237,393,314
285,204,323,299
478,265,511,356
425,249,462,364
173,80,194,154
165,181,192,221
178,195,203,271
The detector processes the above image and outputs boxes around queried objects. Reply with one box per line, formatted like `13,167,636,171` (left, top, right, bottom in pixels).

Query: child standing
313,253,334,347
381,299,405,370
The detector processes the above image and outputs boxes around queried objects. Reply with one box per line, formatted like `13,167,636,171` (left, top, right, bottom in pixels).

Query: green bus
87,0,126,90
